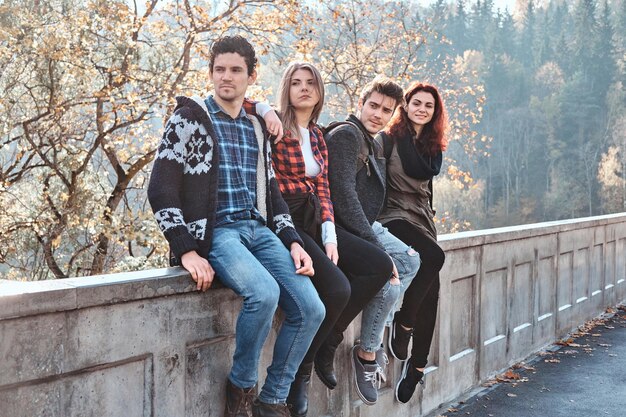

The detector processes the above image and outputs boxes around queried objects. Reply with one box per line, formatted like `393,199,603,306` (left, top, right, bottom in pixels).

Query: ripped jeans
359,221,421,352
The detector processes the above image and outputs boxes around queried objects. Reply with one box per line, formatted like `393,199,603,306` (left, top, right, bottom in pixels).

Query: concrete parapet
2,213,626,416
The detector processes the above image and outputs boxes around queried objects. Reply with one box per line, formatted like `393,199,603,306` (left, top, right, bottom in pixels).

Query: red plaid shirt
242,100,334,223
272,124,334,223
242,98,257,115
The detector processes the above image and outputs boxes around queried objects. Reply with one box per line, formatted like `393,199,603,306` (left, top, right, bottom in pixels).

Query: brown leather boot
251,398,290,417
224,379,255,417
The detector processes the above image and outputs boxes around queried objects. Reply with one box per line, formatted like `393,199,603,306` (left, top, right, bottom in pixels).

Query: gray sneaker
375,346,389,384
351,345,380,405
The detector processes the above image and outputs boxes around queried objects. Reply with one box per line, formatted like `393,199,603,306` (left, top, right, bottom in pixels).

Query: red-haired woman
377,82,448,403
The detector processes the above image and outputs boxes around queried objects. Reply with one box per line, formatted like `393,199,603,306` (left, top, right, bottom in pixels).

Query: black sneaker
388,312,412,361
395,359,424,403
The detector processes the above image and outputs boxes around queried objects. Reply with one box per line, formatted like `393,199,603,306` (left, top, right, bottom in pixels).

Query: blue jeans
359,221,421,352
208,220,325,403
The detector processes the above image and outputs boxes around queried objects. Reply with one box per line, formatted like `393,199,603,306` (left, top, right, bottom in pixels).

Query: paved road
427,310,626,417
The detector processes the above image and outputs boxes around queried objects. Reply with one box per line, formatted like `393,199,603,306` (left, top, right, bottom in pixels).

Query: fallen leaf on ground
503,370,521,380
512,362,536,371
558,340,582,347
495,370,528,383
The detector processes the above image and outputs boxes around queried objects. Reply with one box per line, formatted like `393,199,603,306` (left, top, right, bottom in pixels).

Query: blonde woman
272,62,391,416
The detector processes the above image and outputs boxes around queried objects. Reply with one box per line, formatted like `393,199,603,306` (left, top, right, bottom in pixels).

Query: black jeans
333,226,393,333
385,219,445,368
298,225,392,365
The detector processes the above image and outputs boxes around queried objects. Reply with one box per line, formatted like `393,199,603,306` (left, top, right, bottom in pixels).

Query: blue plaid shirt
205,96,263,226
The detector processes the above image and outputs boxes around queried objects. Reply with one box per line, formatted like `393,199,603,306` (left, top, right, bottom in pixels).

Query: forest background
1,0,625,280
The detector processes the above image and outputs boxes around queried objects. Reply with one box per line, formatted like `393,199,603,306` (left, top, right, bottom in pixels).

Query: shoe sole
395,360,409,403
351,346,377,406
288,408,306,417
313,364,336,390
388,320,409,361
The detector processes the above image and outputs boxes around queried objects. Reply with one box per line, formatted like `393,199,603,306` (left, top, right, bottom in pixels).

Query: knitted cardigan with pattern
148,96,302,265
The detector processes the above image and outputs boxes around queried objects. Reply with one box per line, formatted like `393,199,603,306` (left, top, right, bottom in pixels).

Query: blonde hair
276,62,325,141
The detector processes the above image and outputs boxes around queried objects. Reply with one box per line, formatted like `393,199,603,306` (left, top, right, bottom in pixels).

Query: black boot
287,362,313,417
313,330,343,389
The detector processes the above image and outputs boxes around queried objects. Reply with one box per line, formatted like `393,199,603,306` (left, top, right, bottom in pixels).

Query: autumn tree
5,0,623,279
0,0,300,280
285,1,485,228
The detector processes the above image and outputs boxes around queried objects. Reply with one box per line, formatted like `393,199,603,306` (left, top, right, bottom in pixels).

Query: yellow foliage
0,0,485,279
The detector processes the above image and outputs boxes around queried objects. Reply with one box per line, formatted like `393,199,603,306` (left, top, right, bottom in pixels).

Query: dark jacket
325,114,386,249
147,96,302,265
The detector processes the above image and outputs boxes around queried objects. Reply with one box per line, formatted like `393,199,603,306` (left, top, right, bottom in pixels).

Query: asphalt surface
427,309,626,417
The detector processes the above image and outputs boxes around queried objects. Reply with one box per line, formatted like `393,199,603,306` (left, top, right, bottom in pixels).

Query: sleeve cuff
321,221,337,245
169,233,200,259
277,227,304,249
255,102,273,117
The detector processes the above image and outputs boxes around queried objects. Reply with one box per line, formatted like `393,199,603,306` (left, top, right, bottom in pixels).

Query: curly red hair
384,82,448,155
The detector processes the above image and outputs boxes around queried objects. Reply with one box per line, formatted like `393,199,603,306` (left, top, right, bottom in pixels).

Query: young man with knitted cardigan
148,36,324,417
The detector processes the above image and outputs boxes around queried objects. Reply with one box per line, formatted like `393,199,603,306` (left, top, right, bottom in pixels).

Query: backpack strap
377,131,394,160
325,121,373,176
428,179,434,211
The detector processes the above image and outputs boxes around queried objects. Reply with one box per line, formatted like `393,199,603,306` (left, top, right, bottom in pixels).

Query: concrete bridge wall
2,213,626,417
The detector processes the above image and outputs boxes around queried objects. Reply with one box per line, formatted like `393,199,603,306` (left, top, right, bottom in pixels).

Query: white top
299,126,336,245
299,125,321,178
321,221,337,245
255,102,272,117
